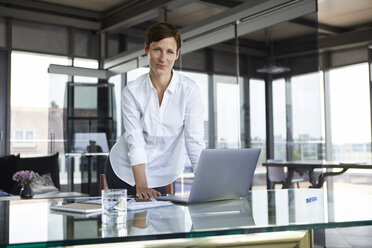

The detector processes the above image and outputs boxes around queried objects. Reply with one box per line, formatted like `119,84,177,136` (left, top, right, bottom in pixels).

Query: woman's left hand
136,187,161,199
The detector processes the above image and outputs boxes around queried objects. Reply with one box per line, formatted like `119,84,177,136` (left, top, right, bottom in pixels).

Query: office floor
320,225,372,248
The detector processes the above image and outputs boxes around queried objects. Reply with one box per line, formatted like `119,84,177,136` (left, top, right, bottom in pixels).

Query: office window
14,130,23,140
273,78,287,160
291,72,324,160
11,51,69,155
25,130,34,140
328,63,371,161
250,79,266,163
214,75,240,148
181,71,209,147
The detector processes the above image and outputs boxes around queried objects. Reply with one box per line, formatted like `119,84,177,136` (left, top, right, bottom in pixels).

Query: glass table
1,188,372,247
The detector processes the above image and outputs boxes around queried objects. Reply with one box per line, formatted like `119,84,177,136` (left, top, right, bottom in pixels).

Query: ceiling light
257,64,290,74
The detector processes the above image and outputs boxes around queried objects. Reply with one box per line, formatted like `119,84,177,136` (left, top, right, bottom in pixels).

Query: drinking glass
101,189,127,224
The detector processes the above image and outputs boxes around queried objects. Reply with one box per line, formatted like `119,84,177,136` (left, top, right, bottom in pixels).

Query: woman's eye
167,50,174,54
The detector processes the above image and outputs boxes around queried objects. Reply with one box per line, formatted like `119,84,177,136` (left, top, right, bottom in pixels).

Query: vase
20,184,34,199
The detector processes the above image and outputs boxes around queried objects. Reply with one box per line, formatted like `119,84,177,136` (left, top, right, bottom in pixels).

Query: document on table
127,199,172,211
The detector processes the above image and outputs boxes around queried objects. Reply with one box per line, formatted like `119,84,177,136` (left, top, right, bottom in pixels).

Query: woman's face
145,37,179,77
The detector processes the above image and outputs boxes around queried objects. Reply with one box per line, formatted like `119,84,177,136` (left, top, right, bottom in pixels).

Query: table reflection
126,205,191,236
102,223,127,238
188,198,254,231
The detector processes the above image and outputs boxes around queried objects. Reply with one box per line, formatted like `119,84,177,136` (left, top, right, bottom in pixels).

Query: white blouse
109,70,205,188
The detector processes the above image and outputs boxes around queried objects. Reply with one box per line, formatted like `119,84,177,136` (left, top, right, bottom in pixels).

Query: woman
106,22,204,199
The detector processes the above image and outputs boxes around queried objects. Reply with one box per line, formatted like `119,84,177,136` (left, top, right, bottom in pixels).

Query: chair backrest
267,160,286,182
100,174,108,194
0,154,19,193
16,152,60,190
267,166,286,182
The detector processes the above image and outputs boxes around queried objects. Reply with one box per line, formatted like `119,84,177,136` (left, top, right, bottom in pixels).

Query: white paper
127,199,172,211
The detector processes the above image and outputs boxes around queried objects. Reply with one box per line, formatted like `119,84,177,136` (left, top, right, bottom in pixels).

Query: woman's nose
158,52,165,60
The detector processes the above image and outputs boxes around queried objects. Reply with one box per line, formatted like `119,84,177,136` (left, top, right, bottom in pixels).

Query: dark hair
145,22,181,51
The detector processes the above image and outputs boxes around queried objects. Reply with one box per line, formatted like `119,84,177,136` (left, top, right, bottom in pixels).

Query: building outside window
291,72,324,161
11,130,36,148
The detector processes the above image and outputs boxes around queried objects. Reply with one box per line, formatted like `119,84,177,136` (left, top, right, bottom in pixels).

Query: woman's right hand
136,186,161,199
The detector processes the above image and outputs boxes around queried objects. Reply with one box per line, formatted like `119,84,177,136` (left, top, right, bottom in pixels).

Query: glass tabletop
1,188,372,247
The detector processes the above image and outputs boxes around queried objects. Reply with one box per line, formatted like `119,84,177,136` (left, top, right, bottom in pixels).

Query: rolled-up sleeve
184,85,205,172
122,87,147,166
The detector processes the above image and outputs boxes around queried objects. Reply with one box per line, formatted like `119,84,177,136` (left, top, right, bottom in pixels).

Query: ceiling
317,0,372,28
0,0,371,53
31,0,372,28
24,0,372,29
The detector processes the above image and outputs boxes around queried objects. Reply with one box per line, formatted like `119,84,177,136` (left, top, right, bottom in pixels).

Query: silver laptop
157,148,260,204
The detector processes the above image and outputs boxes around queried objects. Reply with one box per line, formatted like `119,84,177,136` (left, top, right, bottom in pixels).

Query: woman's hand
132,163,161,199
135,186,161,199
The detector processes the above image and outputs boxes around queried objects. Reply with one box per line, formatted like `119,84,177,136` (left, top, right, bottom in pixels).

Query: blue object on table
306,196,317,203
0,190,12,197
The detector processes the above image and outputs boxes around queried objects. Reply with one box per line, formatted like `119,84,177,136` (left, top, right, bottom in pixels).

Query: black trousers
104,158,167,196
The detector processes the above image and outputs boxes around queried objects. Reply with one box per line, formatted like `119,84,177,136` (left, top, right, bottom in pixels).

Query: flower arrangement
12,170,40,186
